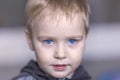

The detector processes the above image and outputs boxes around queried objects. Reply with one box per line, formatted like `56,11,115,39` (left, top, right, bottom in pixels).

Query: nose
54,43,66,59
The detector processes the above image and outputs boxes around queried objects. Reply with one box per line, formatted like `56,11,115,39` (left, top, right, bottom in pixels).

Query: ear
25,29,34,51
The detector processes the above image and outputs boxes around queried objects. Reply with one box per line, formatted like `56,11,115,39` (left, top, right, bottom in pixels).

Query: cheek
69,43,85,66
69,49,83,63
69,50,83,70
33,42,54,64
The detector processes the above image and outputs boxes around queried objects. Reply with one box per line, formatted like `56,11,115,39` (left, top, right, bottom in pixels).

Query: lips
53,64,68,71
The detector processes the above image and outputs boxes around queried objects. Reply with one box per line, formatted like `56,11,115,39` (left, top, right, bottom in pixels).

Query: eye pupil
45,40,53,44
69,39,76,44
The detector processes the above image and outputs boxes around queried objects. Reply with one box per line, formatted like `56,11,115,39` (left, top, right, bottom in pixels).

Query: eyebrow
37,35,84,39
67,35,84,38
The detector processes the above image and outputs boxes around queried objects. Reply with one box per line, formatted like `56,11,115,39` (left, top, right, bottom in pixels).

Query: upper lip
51,61,70,66
52,64,69,66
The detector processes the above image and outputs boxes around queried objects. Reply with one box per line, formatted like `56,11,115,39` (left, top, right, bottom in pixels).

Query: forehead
31,7,86,29
31,12,85,38
33,9,85,29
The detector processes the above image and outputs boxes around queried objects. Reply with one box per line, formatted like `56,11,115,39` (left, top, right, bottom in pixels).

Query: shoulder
12,72,36,80
13,76,36,80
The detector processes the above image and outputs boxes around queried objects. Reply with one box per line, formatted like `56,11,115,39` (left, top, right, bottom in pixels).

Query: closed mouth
52,64,68,71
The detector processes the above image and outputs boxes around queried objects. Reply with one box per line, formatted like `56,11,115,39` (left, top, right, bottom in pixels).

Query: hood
21,60,91,80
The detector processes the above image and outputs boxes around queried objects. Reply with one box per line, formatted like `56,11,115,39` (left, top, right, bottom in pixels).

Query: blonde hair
25,0,89,34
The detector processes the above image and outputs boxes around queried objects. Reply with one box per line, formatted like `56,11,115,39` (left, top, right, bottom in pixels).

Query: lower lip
53,65,67,71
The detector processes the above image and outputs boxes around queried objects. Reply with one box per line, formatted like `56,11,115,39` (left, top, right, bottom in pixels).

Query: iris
44,39,53,45
69,39,77,45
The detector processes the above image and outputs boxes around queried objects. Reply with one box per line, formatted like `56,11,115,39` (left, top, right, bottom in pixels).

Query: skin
26,13,87,79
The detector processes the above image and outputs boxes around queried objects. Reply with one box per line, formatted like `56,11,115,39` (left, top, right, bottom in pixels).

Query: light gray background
0,0,120,26
0,0,120,80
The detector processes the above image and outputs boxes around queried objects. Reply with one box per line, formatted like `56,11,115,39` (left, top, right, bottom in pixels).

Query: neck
56,78,70,80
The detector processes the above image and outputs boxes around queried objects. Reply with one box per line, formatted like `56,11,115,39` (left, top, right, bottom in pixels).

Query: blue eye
44,39,54,45
69,39,77,44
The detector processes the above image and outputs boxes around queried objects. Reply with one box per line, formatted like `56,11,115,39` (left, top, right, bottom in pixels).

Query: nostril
54,51,66,59
54,53,66,59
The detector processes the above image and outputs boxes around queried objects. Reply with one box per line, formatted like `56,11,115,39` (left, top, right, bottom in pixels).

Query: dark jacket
12,60,91,80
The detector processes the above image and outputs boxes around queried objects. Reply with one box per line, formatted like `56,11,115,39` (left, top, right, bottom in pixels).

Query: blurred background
0,0,120,80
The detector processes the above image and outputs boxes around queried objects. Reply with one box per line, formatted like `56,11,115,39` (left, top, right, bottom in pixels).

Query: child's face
26,14,86,78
